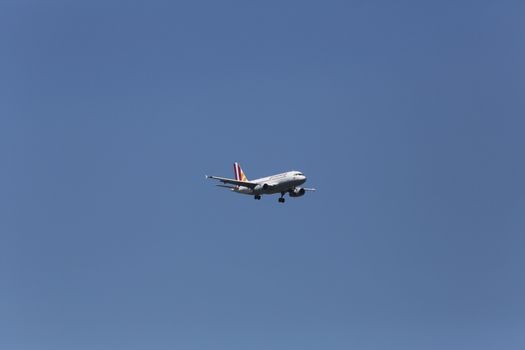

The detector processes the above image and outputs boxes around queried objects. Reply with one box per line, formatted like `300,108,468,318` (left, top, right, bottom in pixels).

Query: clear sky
2,1,524,349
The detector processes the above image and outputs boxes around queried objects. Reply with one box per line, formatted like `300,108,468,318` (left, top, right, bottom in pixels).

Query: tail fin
233,162,248,182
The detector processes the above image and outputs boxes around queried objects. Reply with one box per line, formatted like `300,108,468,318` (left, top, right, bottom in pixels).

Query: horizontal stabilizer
216,184,236,189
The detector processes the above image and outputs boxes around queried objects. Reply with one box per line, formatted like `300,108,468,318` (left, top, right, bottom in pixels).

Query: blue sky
2,1,524,349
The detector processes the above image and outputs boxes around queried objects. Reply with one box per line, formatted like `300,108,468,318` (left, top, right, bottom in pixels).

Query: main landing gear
254,193,286,203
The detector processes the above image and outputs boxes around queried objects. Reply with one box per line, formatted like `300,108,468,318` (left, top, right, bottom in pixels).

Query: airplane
206,162,316,203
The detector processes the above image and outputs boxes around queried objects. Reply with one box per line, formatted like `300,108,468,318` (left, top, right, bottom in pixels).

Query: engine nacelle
289,187,306,197
253,183,270,194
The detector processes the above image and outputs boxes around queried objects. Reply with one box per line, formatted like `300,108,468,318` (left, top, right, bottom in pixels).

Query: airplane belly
268,181,301,194
235,186,253,195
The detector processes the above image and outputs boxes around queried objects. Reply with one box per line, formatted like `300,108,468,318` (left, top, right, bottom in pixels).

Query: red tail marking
234,163,240,181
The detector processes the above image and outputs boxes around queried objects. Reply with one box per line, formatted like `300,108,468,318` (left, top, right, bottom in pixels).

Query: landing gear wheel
278,197,285,203
254,195,261,200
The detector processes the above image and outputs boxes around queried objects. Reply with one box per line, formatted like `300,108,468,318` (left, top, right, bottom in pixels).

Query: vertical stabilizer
233,162,248,182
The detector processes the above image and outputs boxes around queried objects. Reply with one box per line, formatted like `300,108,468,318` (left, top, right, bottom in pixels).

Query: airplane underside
235,182,306,203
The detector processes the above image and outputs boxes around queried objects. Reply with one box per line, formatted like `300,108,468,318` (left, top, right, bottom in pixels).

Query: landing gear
278,192,286,203
254,195,261,200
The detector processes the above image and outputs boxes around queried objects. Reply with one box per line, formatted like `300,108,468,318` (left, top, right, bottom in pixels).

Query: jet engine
253,183,270,194
289,187,306,197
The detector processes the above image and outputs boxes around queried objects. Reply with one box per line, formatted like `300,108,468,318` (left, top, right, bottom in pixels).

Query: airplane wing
206,175,258,189
303,188,317,191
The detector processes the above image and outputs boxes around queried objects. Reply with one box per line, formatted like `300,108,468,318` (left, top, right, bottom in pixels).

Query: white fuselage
235,171,307,195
